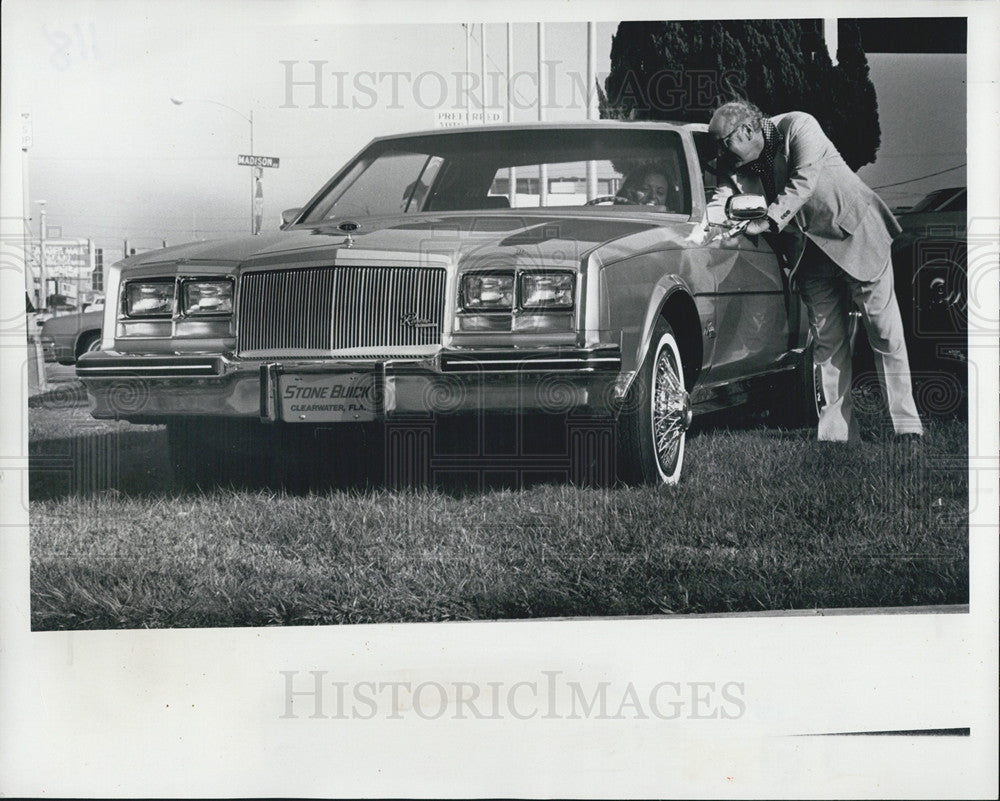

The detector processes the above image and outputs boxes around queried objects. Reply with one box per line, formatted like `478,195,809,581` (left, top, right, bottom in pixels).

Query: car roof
367,119,694,144
906,186,966,214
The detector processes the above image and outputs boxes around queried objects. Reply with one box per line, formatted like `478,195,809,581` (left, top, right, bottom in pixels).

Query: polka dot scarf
746,118,780,202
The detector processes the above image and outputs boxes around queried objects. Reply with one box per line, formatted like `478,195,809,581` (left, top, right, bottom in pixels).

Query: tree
601,20,881,170
827,21,881,171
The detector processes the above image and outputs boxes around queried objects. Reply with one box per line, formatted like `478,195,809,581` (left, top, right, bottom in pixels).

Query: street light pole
36,200,47,310
170,97,255,234
249,109,260,235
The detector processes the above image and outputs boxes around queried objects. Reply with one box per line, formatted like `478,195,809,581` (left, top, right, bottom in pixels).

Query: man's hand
742,218,771,236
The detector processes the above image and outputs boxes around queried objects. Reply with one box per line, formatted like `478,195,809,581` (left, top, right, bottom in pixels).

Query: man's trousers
796,243,924,441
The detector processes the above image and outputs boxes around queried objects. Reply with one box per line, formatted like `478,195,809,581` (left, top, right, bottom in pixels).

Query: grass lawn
28,389,969,630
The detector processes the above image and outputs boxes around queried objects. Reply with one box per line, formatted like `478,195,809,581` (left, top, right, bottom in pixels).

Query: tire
769,309,865,430
771,341,823,430
75,331,102,361
616,319,690,485
906,258,968,375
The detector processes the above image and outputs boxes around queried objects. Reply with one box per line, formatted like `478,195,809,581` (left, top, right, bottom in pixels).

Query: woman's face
640,172,669,206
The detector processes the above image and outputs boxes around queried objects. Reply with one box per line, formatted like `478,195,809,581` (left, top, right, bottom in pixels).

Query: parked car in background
78,122,824,488
895,186,966,220
889,186,967,397
40,308,103,365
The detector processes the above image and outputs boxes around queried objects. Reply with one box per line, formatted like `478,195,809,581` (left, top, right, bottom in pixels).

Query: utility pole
249,109,257,234
507,23,516,207
37,201,48,309
537,23,548,207
465,24,472,123
21,111,33,303
480,23,487,123
87,239,95,305
586,22,598,201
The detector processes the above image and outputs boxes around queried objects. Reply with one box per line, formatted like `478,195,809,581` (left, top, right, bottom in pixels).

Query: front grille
238,266,446,354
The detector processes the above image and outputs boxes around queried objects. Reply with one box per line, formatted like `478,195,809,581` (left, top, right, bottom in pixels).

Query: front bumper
76,348,624,422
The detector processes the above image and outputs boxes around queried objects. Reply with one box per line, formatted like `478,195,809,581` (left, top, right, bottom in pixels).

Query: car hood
118,213,665,272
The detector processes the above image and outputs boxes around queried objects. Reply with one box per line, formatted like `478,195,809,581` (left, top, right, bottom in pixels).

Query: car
78,122,821,488
40,308,104,365
889,187,966,407
895,186,966,219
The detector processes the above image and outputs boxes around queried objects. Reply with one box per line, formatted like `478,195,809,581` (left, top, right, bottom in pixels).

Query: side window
619,132,692,215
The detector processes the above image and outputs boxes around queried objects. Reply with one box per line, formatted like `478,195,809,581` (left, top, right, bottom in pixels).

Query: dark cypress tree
829,21,882,170
602,19,882,170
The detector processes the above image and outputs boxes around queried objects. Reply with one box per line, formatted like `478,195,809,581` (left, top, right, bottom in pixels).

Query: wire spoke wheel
650,334,688,480
616,319,690,485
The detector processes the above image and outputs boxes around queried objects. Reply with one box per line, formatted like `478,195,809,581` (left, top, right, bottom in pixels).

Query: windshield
302,128,691,222
908,187,966,214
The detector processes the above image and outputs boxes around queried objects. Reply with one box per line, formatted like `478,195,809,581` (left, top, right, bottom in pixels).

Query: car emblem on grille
400,313,437,329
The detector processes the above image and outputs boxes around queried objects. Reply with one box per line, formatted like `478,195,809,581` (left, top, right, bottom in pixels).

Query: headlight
520,272,574,310
461,273,514,311
182,280,233,315
124,280,174,317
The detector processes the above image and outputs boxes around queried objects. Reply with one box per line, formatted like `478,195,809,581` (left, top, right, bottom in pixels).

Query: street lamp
35,200,47,309
170,96,256,234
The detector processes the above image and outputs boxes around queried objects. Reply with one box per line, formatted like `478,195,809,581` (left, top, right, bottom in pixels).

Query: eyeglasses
716,122,747,151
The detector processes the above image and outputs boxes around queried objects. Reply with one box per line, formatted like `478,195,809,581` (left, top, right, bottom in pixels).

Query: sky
0,0,977,263
3,1,619,256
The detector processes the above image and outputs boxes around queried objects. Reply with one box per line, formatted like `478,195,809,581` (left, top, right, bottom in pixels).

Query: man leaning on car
707,99,923,443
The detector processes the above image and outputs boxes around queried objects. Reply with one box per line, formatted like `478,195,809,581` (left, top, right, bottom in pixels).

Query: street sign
237,154,280,168
434,110,502,128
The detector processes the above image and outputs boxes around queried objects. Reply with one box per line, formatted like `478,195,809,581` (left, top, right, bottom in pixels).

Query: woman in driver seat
621,162,682,209
636,170,671,206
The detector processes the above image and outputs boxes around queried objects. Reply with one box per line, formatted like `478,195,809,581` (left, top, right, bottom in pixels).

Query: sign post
238,155,279,234
253,167,264,236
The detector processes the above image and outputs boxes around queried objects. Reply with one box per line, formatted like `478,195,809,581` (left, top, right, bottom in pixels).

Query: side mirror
725,193,768,221
280,207,303,227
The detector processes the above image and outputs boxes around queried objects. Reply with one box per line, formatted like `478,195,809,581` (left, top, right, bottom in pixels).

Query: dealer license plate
278,372,378,422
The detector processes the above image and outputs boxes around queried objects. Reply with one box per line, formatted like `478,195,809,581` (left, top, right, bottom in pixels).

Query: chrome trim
239,351,432,360
76,353,224,378
76,365,217,373
444,356,620,366
440,349,621,374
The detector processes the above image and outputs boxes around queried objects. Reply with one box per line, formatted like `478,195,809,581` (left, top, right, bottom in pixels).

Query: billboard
29,238,91,280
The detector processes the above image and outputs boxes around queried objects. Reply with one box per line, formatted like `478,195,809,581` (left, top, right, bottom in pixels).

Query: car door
691,130,790,383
